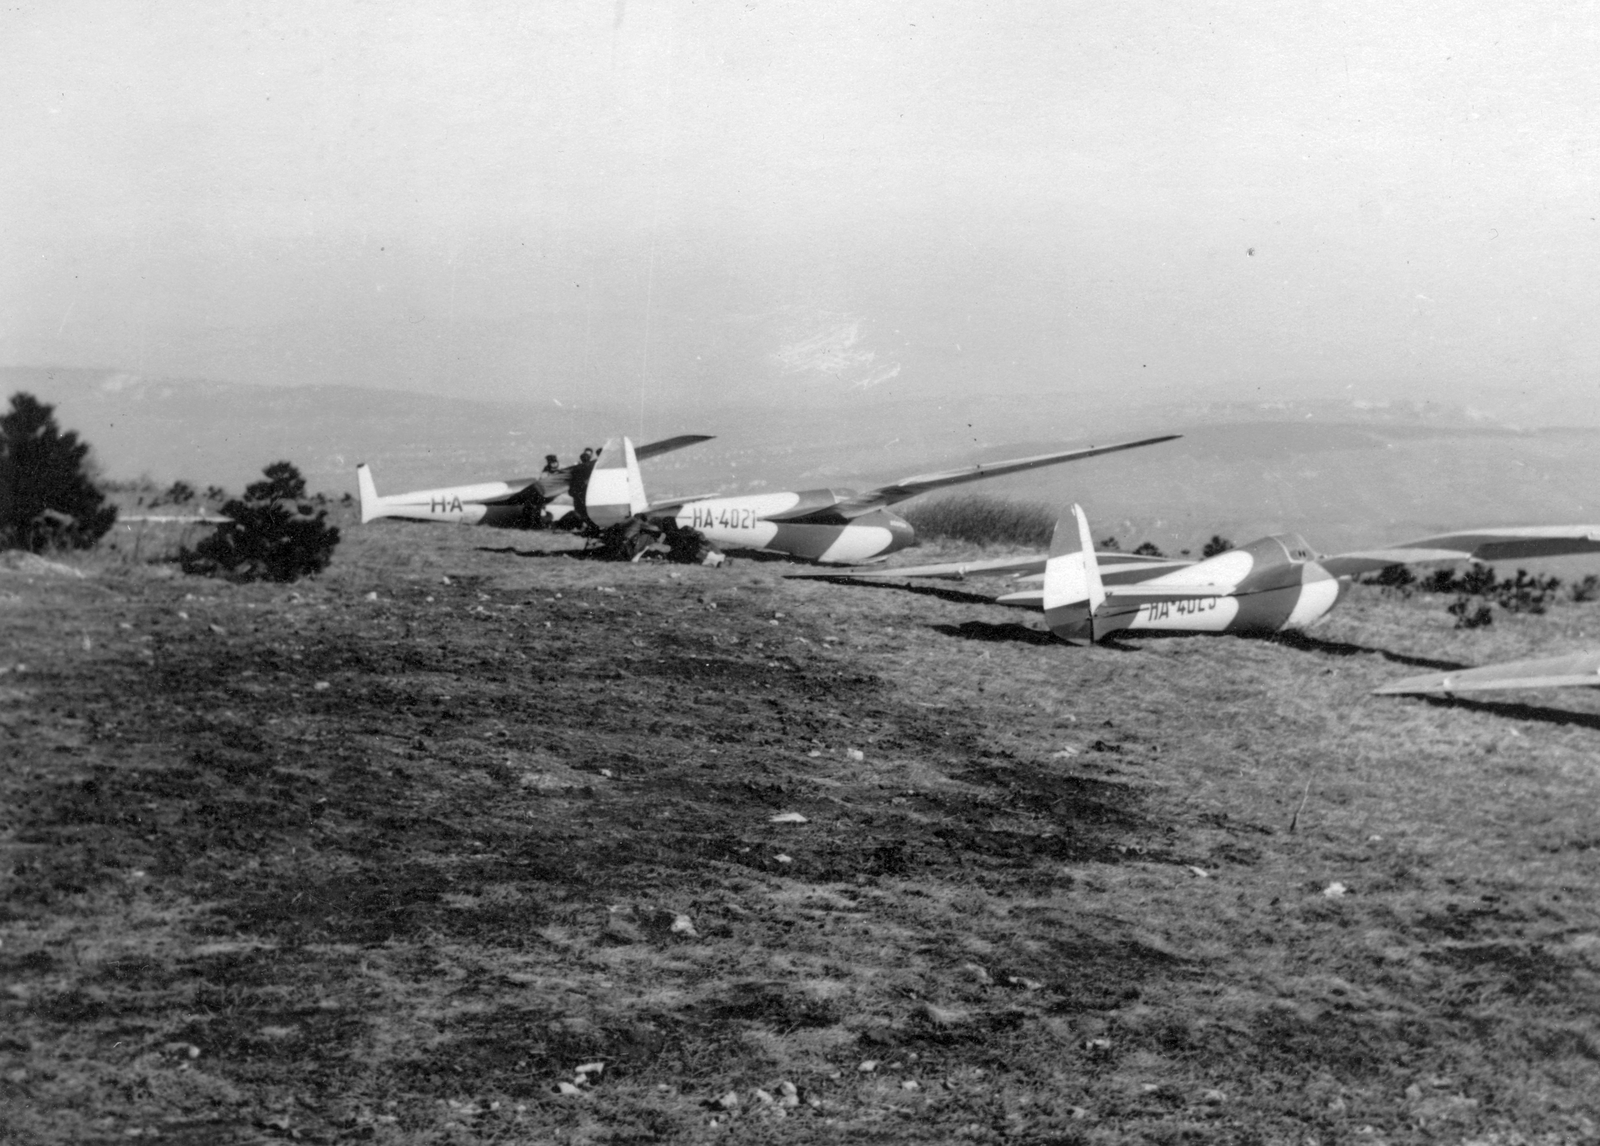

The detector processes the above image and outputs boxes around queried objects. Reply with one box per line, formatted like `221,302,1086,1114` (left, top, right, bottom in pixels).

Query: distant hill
4,366,1595,554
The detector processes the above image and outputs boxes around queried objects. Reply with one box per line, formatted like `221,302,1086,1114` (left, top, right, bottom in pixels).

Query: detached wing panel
1375,650,1600,695
833,434,1181,517
1323,526,1600,577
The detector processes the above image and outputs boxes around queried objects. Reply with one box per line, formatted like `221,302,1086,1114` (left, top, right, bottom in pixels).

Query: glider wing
1321,526,1600,577
830,434,1181,518
635,434,715,461
1375,650,1600,695
785,554,1050,580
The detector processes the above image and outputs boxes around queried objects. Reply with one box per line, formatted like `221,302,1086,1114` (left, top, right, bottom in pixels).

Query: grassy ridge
3,525,1600,1142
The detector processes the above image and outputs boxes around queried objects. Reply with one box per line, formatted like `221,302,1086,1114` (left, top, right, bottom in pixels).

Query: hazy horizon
5,2,1599,437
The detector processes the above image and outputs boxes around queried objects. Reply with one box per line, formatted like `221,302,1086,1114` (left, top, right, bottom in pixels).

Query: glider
638,435,1182,564
1375,651,1600,695
356,434,713,529
799,505,1600,640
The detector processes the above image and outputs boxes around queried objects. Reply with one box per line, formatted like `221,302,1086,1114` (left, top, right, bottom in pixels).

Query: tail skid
1042,505,1105,642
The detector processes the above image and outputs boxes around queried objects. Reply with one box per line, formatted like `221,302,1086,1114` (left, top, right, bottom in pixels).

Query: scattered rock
1051,746,1079,758
555,1082,584,1097
1186,865,1209,878
1200,1089,1226,1104
858,1060,879,1073
713,1090,740,1110
920,1002,969,1027
669,914,698,938
1323,882,1350,898
0,552,83,578
901,1079,920,1091
769,812,809,824
752,1088,774,1105
601,914,644,945
961,962,992,985
575,1062,604,1077
778,1081,799,1107
1084,1037,1112,1053
846,748,865,763
313,681,330,691
775,854,793,864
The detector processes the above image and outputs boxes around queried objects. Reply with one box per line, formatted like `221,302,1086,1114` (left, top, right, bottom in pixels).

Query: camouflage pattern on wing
1374,651,1600,695
1319,525,1600,577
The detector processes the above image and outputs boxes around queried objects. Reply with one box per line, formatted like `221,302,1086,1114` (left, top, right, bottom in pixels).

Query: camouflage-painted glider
356,434,713,529
799,506,1600,640
637,435,1182,564
1374,651,1600,695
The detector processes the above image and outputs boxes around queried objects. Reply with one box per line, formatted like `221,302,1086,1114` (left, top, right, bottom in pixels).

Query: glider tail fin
356,464,384,524
1042,504,1106,641
583,437,649,528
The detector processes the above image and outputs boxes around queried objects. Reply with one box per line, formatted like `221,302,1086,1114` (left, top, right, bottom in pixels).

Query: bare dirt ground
4,523,1600,1144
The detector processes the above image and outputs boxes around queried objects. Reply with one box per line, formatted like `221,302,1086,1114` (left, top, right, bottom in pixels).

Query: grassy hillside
3,524,1600,1143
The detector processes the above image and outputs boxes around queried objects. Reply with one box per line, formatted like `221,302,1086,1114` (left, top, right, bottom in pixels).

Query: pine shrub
181,461,340,582
0,392,118,552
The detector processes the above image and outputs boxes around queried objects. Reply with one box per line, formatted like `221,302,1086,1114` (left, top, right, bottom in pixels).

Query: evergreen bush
181,461,340,582
0,392,118,552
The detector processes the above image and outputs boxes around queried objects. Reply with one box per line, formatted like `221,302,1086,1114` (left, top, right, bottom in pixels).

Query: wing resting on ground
1321,525,1600,577
1375,650,1600,695
831,434,1182,517
786,554,1050,580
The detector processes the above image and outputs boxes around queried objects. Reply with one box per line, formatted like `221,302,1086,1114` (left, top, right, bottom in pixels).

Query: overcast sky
4,1,1598,424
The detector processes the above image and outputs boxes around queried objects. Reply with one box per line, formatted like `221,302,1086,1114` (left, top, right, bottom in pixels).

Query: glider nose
883,511,917,555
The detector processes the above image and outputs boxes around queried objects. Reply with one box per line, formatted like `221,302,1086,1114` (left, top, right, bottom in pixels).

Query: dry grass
3,524,1600,1143
899,494,1057,548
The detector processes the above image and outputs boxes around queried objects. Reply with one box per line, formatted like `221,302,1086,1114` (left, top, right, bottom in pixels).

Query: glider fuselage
664,490,916,564
1051,534,1351,640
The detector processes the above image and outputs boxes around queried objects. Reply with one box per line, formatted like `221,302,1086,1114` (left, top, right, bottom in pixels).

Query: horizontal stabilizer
1322,525,1600,577
1375,650,1600,695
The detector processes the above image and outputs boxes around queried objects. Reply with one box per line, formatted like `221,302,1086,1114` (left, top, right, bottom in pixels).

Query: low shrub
181,461,340,582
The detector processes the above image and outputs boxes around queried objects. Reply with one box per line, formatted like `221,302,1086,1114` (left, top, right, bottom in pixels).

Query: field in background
4,523,1600,1143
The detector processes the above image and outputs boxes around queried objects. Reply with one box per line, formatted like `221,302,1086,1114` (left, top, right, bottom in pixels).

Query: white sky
4,1,1598,422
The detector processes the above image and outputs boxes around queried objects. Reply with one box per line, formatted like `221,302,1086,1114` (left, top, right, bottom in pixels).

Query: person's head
545,454,559,467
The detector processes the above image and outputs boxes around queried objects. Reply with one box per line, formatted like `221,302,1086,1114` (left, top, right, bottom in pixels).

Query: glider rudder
356,463,382,524
583,437,649,528
1042,505,1105,641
